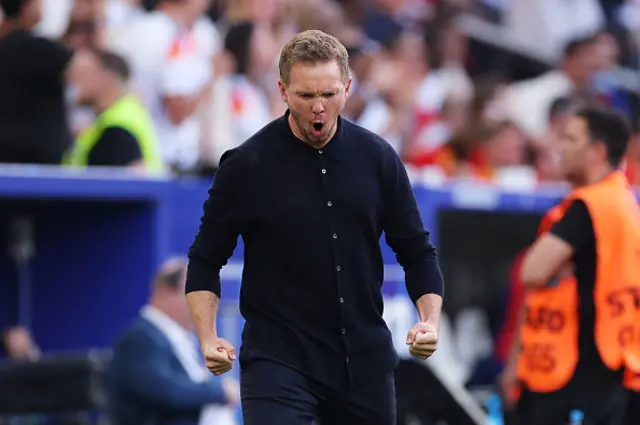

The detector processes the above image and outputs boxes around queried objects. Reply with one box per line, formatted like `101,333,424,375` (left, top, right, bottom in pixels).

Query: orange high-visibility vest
518,171,640,393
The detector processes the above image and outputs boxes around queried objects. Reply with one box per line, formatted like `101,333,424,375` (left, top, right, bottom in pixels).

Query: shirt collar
141,305,191,342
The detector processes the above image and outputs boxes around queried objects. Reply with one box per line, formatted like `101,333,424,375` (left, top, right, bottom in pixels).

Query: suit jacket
103,317,227,425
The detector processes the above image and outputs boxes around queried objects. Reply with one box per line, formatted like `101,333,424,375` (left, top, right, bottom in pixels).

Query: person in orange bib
515,107,640,425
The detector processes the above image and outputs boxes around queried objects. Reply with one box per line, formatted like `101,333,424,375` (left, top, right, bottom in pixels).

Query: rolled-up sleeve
381,148,444,303
186,149,245,297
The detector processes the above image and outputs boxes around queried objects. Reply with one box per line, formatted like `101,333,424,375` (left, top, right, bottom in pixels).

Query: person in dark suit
104,257,237,425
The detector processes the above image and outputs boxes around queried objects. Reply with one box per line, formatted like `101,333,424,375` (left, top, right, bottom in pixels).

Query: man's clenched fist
202,337,236,375
406,322,438,359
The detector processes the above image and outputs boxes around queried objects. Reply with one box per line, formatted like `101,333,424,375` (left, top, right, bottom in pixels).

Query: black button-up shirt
186,112,444,389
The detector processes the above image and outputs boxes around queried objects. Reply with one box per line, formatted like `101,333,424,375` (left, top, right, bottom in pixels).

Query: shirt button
346,357,350,363
336,265,341,272
321,169,327,174
339,297,344,303
319,150,323,154
327,201,333,207
332,233,338,239
341,328,347,335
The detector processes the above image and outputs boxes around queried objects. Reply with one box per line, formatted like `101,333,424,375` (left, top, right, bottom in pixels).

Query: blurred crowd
0,0,639,184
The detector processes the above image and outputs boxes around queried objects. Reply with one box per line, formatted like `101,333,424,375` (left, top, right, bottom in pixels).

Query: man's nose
311,99,325,114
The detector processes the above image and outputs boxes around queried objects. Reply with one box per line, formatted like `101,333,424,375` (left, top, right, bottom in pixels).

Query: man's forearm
187,291,220,342
415,293,443,328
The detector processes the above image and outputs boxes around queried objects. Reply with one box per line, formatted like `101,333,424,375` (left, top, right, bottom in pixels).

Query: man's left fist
406,322,438,359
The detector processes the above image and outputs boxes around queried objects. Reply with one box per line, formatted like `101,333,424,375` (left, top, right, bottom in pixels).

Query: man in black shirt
185,30,444,425
519,108,636,425
0,0,89,164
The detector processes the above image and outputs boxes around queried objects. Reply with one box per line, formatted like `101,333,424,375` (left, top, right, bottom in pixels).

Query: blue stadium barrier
0,168,574,353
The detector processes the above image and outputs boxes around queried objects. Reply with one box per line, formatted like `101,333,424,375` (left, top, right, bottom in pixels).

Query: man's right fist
202,338,236,376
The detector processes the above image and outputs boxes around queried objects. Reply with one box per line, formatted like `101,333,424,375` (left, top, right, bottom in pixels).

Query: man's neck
94,90,125,114
584,165,614,186
0,20,24,38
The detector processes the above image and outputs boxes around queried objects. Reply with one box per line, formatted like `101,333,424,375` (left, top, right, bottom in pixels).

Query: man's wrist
196,329,218,343
419,317,439,328
415,293,443,327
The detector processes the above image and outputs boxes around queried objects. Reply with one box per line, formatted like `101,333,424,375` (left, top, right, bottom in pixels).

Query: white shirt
504,70,574,138
34,0,73,39
505,0,604,59
229,76,272,149
108,12,220,170
356,97,402,153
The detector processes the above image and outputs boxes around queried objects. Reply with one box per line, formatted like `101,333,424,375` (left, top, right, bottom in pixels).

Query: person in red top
494,251,527,367
413,121,526,180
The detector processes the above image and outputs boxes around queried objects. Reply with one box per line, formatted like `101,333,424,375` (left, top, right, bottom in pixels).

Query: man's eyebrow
295,90,338,96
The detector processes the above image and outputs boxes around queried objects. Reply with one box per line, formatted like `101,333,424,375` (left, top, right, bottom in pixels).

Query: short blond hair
279,30,350,86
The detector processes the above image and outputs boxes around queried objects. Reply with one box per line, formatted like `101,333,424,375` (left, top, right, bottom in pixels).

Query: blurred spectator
63,49,164,174
356,32,421,153
34,0,74,38
1,326,40,361
505,0,604,59
338,27,378,121
590,31,634,115
616,0,640,59
217,21,277,155
60,0,105,50
416,120,526,180
61,0,110,136
404,21,474,162
468,74,509,125
533,96,580,182
104,0,146,38
504,37,599,139
104,257,238,425
224,0,279,24
110,0,219,174
0,326,43,425
363,0,433,43
0,0,91,164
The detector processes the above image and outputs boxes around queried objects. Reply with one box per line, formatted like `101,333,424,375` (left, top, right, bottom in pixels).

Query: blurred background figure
103,257,238,425
109,0,219,175
0,0,91,165
1,326,40,361
204,20,278,165
503,37,599,140
63,48,164,174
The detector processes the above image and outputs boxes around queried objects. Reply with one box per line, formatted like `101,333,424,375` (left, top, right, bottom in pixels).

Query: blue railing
0,167,580,352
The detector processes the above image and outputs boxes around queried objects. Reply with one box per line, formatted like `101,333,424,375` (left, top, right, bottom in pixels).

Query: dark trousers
515,384,627,425
240,360,396,425
625,390,640,425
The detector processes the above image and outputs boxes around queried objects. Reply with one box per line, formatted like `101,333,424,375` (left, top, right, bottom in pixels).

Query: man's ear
278,80,288,103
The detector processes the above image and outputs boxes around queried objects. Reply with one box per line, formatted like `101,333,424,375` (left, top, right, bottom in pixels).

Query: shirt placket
317,148,351,371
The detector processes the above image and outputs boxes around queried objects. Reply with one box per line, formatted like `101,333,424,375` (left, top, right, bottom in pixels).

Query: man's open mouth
313,122,324,131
